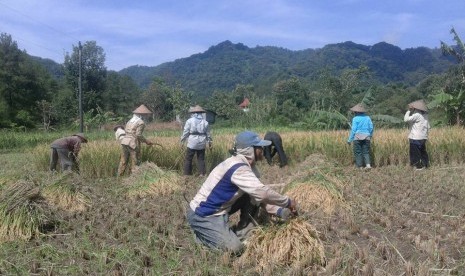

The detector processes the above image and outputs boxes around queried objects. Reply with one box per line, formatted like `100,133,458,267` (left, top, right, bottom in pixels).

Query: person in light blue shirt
347,104,374,169
181,105,212,176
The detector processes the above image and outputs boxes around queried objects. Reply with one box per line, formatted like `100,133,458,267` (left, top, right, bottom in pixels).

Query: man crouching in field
186,131,297,254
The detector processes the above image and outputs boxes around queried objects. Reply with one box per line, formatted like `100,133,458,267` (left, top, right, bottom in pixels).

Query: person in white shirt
404,99,431,170
180,105,212,176
119,105,154,176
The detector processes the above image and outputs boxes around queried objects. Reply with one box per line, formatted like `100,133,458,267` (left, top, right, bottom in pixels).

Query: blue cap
235,131,271,149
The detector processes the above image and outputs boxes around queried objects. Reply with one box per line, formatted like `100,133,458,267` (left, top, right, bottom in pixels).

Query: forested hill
119,40,454,97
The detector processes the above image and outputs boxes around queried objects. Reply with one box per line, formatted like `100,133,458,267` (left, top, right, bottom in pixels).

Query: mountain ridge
118,40,453,97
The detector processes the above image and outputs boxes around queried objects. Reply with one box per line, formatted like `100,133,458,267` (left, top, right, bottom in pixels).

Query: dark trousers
409,139,429,168
183,148,206,175
264,132,288,167
353,139,371,167
229,194,258,230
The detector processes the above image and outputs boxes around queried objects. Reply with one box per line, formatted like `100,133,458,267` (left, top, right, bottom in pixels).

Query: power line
0,1,79,41
0,1,79,60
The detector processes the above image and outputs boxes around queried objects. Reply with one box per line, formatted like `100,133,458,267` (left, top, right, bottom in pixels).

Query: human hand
288,198,298,216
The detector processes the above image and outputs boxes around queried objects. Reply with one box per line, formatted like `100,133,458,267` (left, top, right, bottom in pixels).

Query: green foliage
0,33,56,129
429,27,465,125
63,41,107,118
296,110,349,130
1,32,463,130
370,114,403,128
167,84,192,121
121,40,453,96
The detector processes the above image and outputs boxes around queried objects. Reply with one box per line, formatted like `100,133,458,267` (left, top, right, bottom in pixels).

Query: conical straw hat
73,133,88,143
188,105,206,113
133,104,152,114
349,103,366,113
408,99,427,112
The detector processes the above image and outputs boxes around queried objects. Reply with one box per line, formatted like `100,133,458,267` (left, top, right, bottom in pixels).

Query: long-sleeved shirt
404,110,430,140
121,114,149,149
190,154,290,217
348,114,374,142
50,136,83,156
114,128,125,142
180,113,212,150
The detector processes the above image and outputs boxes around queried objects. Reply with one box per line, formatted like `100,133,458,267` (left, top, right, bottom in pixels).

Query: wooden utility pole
78,41,83,132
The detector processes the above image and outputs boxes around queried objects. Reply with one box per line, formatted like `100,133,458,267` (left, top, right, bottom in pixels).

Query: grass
0,126,464,274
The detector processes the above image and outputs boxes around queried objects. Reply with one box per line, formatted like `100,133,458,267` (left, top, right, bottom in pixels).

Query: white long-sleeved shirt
404,110,430,140
180,113,212,150
189,154,290,217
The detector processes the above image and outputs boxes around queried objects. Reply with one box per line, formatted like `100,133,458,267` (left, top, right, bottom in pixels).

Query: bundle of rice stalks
286,182,342,216
235,218,326,274
0,180,49,242
123,162,182,199
42,172,90,213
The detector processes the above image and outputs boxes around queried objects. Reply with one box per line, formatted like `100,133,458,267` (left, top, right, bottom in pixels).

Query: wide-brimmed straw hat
408,99,428,112
188,105,206,113
73,133,88,143
349,103,366,113
133,104,153,114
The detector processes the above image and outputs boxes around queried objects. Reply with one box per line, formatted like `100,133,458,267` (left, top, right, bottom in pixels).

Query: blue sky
1,0,464,71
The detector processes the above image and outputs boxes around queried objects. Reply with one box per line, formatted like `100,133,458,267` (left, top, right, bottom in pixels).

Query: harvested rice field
1,131,465,275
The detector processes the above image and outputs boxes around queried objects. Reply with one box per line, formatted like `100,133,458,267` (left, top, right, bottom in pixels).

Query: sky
1,0,465,71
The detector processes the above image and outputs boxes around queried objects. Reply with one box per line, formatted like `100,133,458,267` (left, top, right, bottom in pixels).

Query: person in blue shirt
347,104,374,169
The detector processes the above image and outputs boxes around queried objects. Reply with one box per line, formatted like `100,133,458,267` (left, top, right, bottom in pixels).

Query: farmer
113,124,125,142
404,99,430,170
180,105,212,176
264,131,288,167
186,131,297,254
347,103,374,169
118,104,154,176
50,133,88,172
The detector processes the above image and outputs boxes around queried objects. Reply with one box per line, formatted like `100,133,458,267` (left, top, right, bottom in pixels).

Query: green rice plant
0,180,48,242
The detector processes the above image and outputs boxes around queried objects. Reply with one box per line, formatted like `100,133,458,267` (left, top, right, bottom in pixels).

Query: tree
167,84,191,121
429,27,465,125
63,41,107,118
141,78,172,121
103,72,141,117
0,33,56,128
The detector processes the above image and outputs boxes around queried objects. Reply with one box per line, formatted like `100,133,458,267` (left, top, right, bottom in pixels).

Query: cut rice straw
235,218,326,274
